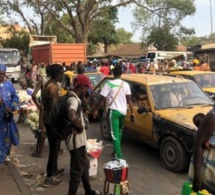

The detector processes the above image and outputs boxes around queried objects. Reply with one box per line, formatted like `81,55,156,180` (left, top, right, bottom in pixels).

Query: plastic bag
181,181,212,195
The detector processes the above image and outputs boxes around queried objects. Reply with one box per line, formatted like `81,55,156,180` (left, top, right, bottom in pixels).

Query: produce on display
181,181,212,195
26,112,39,135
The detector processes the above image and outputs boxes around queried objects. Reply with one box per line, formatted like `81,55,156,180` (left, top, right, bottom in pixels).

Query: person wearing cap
0,64,20,164
65,74,101,195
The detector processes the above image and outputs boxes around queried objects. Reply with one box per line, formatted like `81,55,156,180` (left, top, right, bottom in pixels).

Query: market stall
16,89,40,123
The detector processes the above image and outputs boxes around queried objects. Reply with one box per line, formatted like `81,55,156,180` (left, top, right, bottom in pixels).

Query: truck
0,48,21,82
31,43,87,65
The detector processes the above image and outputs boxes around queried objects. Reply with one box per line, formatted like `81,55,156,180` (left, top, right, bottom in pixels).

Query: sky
117,0,213,42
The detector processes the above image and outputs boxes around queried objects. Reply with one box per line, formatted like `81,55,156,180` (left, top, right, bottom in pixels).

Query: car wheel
100,117,112,141
160,136,189,172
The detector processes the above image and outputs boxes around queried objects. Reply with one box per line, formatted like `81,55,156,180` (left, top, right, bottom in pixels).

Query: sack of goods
181,181,212,195
103,159,129,195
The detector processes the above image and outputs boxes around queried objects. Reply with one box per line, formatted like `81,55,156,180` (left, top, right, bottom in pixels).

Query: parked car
60,70,105,96
92,74,214,172
170,71,215,100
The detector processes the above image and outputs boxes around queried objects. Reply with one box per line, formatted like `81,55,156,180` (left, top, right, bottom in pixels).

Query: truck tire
160,136,189,172
100,117,112,141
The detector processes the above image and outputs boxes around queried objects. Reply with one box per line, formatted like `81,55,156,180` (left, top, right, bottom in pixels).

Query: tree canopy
88,7,119,53
0,25,30,54
3,0,52,35
25,0,135,43
132,0,196,50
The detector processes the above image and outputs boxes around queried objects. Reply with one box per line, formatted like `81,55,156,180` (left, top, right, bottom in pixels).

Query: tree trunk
104,44,108,53
75,32,88,43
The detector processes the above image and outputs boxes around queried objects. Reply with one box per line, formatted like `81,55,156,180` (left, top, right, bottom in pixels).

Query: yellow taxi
60,70,105,96
170,71,215,100
92,74,214,172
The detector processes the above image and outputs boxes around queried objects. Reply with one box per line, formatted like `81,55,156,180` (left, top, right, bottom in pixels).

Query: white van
146,51,193,61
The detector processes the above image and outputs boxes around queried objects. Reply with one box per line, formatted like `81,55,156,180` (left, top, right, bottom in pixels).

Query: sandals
4,155,10,165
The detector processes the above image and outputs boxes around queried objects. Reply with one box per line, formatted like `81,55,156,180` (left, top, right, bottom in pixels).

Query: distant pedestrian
42,64,64,187
31,65,50,158
70,62,76,71
0,64,20,164
93,65,135,159
99,62,109,76
38,62,46,78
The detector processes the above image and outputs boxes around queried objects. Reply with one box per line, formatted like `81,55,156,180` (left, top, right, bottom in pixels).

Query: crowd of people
0,55,214,194
18,55,211,91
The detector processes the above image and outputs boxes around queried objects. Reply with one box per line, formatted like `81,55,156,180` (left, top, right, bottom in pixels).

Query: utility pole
210,0,213,39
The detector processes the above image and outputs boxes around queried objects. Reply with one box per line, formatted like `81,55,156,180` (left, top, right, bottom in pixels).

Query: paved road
13,83,188,195
13,121,188,195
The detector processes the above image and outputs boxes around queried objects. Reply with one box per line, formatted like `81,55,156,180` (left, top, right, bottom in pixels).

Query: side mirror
137,106,148,114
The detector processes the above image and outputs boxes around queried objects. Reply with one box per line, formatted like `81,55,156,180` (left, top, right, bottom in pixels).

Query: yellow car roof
105,73,191,86
64,71,103,76
170,70,214,76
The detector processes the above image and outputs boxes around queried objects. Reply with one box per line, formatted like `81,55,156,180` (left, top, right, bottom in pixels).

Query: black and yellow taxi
170,70,215,100
92,74,214,172
60,70,105,96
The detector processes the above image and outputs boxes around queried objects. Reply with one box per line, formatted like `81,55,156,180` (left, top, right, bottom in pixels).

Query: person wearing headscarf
0,64,20,164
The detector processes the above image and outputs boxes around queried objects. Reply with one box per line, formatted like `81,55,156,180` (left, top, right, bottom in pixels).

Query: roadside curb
9,161,31,195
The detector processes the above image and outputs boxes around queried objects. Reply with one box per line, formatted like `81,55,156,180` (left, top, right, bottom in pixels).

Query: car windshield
87,73,105,87
62,73,105,90
150,81,214,109
194,73,215,88
0,51,20,64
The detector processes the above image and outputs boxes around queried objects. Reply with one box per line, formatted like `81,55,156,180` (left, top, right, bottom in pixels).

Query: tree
88,7,119,53
87,43,97,55
0,25,30,54
147,26,178,50
116,28,133,44
44,15,75,43
3,0,52,35
132,0,196,49
179,27,200,47
28,0,135,43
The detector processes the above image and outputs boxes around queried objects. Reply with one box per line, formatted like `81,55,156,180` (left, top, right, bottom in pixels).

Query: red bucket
121,167,128,182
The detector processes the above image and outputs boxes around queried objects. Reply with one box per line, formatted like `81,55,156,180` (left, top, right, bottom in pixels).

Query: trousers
68,146,94,195
45,124,61,177
109,109,125,159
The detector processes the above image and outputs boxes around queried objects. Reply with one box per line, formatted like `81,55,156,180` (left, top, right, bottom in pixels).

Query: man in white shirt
93,65,135,159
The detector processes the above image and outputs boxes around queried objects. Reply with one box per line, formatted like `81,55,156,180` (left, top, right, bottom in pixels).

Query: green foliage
87,43,97,55
44,15,74,43
88,7,120,53
147,26,178,50
116,28,133,44
133,0,196,48
180,36,199,47
179,26,199,47
0,26,30,54
2,0,134,43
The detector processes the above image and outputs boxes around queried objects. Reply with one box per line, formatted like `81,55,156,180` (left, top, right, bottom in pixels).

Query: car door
90,78,108,113
124,82,153,140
